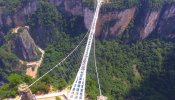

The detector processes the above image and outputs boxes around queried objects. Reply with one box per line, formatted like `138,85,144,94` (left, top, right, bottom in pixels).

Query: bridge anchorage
18,0,107,100
18,83,36,100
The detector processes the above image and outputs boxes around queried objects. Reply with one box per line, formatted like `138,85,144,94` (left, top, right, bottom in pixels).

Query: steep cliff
84,6,136,38
49,0,83,16
97,7,136,38
0,0,174,43
140,11,161,39
7,27,41,61
0,0,175,56
156,3,175,39
1,0,37,27
0,0,38,45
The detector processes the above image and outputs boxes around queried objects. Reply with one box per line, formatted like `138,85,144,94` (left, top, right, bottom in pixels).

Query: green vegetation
0,74,32,99
28,1,69,47
95,39,175,99
0,46,27,99
38,34,175,100
31,76,52,94
0,46,24,81
0,0,23,13
62,15,87,36
0,72,52,99
37,32,79,88
84,0,175,11
28,1,87,91
83,0,95,8
102,0,139,11
28,0,87,48
0,47,19,69
28,1,61,29
86,76,99,100
83,0,140,10
148,0,174,10
17,27,25,33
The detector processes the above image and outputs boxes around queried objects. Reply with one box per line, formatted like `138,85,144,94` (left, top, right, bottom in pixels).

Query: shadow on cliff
127,48,175,100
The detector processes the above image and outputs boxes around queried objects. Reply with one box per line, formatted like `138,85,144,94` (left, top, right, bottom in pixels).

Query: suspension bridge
18,0,107,100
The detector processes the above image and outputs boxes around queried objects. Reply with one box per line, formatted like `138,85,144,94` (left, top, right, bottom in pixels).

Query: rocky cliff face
138,10,161,39
13,0,38,27
49,0,83,16
156,3,175,39
37,1,175,40
0,0,37,30
0,0,175,44
8,27,41,61
84,7,136,38
84,7,137,38
97,7,136,38
0,0,38,45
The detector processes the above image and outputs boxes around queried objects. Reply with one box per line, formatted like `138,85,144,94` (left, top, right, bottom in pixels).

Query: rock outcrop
0,0,38,31
13,0,38,27
64,0,83,16
156,3,175,39
98,7,136,38
139,10,161,39
84,7,136,38
49,0,83,16
84,8,94,30
9,27,41,61
0,0,175,42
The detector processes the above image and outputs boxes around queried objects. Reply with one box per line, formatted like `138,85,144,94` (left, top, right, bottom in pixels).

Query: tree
0,74,24,99
8,74,23,87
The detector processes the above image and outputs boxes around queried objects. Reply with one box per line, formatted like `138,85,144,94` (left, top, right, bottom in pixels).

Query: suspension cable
93,35,102,96
28,31,89,88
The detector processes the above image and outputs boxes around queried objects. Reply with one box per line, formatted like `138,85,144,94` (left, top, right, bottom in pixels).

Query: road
36,90,68,100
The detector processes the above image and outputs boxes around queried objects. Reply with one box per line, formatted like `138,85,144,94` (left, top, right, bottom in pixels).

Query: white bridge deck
68,0,103,100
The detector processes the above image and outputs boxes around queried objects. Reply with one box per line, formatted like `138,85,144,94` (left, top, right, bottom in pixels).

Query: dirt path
12,89,69,100
26,47,45,78
36,90,68,100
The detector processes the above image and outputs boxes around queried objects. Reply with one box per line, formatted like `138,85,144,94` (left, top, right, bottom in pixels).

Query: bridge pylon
18,83,36,100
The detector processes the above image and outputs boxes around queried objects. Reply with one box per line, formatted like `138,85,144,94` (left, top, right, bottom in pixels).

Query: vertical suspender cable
93,35,102,96
28,31,89,88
